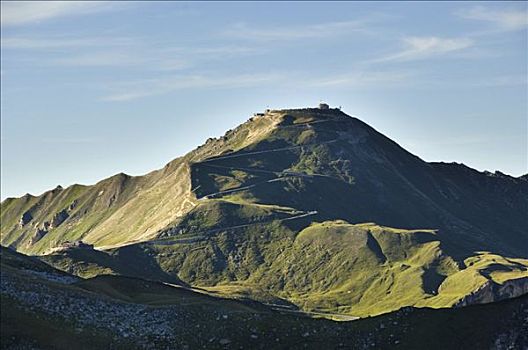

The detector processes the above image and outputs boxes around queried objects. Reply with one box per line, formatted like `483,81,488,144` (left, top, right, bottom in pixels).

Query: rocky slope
2,247,527,350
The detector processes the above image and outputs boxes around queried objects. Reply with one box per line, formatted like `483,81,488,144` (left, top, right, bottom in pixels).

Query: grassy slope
0,114,279,254
40,219,528,317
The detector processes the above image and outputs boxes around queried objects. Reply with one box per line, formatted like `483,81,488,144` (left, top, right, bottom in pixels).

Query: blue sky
1,1,527,199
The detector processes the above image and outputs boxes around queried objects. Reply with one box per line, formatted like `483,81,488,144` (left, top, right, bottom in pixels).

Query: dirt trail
199,139,339,163
151,210,318,245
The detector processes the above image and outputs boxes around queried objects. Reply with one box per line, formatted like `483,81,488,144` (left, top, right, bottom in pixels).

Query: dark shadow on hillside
366,231,387,263
422,266,448,295
111,244,187,286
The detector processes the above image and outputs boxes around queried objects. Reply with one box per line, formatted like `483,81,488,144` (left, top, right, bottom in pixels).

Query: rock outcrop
50,209,69,229
455,277,528,307
50,240,94,253
29,228,48,245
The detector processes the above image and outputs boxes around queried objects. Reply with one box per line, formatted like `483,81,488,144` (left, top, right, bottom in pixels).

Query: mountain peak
2,106,527,261
1,104,527,324
253,104,347,120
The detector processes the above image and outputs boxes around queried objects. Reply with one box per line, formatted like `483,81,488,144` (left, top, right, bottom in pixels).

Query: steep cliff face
455,277,528,307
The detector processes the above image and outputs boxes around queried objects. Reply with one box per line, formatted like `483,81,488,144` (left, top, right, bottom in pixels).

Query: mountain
2,246,527,350
1,106,527,317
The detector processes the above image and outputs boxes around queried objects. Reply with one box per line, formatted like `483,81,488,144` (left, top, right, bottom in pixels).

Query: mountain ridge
1,106,527,318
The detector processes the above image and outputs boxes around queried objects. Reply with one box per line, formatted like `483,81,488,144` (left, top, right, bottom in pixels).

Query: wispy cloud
52,51,189,70
41,137,99,144
50,51,148,67
1,36,134,49
223,20,368,41
2,35,259,70
374,36,473,62
464,75,527,88
1,35,262,56
403,74,527,89
101,68,412,102
305,70,412,88
457,6,528,32
160,46,263,58
102,73,284,101
0,1,116,27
